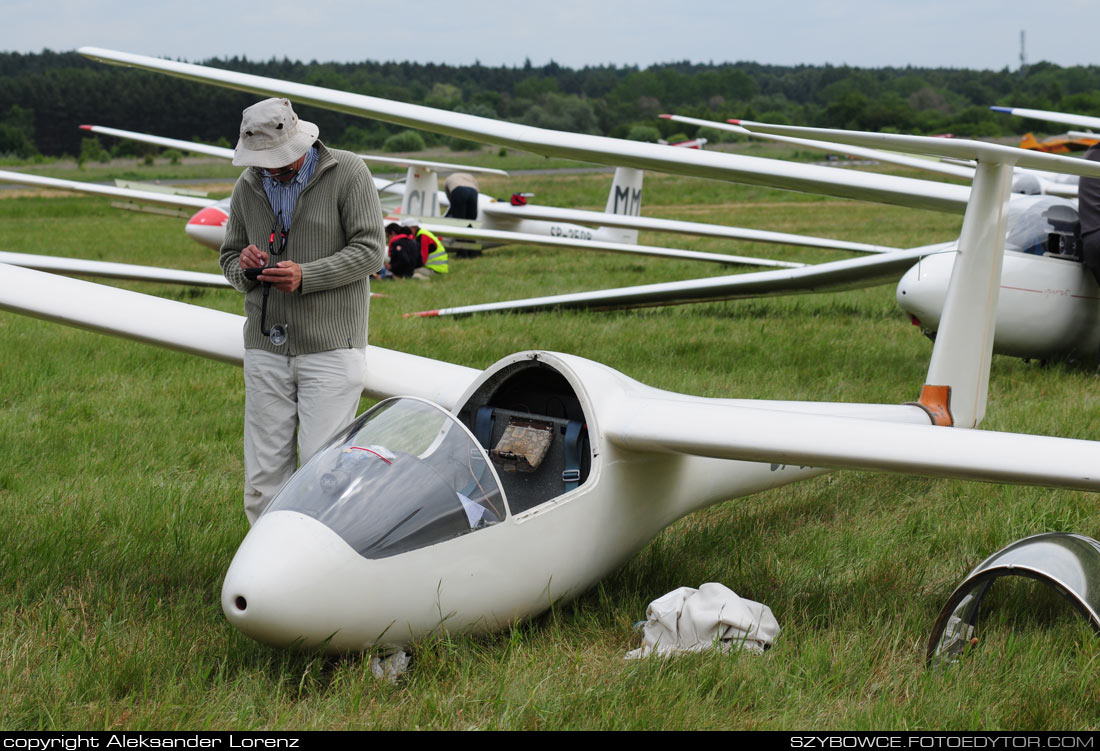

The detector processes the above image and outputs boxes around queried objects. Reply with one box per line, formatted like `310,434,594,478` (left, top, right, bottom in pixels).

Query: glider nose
896,254,953,331
221,510,383,650
185,206,229,250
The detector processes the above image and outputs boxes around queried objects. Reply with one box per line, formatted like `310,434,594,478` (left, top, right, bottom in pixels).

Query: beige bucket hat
233,98,319,168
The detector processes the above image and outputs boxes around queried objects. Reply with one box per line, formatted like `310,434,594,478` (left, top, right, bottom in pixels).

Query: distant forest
2,50,1100,159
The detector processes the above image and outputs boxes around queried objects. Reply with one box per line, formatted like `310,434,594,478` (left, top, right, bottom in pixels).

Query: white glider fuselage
898,247,1100,361
184,197,231,250
472,196,635,245
221,350,923,651
895,194,1100,362
179,188,635,251
180,168,641,252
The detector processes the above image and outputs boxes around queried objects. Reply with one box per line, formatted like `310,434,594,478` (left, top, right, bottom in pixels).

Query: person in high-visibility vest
409,225,449,275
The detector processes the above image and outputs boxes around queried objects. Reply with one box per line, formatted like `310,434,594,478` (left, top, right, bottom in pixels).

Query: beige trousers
242,347,366,525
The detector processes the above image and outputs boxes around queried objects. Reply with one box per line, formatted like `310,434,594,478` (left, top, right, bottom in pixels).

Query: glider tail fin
916,160,1014,428
400,166,440,218
1018,133,1042,151
598,167,643,244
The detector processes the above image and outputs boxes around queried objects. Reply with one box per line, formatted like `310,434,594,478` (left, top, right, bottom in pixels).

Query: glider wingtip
405,310,440,319
727,118,742,125
658,113,672,119
989,106,1013,114
78,124,92,130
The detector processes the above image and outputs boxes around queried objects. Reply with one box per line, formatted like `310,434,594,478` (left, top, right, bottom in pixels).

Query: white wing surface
0,251,231,287
736,123,1100,176
0,169,215,210
407,243,945,317
416,222,805,268
78,48,973,214
4,263,1098,493
80,124,237,159
0,263,479,408
662,113,978,181
604,393,1100,491
990,106,1100,132
0,166,408,210
82,124,509,176
479,202,899,254
666,114,1079,199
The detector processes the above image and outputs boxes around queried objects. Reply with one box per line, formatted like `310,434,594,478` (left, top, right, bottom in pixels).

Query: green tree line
2,49,1099,159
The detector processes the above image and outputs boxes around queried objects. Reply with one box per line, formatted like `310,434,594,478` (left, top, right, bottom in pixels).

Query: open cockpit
456,356,593,515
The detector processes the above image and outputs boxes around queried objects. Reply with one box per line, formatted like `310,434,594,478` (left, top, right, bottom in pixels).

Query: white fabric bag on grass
625,582,779,659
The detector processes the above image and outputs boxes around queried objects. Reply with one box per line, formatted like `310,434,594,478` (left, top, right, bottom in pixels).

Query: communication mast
1019,30,1027,71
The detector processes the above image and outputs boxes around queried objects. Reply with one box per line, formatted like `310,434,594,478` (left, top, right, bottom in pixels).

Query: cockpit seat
474,406,588,514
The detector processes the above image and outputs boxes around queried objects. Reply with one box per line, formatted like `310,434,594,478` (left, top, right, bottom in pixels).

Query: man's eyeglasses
265,164,299,181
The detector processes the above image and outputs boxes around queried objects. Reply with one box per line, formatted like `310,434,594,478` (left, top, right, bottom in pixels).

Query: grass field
2,165,1100,731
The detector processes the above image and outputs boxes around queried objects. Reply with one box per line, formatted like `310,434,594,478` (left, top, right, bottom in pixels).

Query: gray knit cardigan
220,142,386,355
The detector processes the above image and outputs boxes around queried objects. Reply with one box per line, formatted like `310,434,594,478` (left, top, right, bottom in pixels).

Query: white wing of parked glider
81,124,509,176
80,124,235,160
733,123,1100,177
415,222,806,268
708,117,1083,199
669,113,1081,200
728,120,1084,200
661,113,978,181
77,47,974,215
3,260,1099,491
601,391,1100,490
479,202,900,254
0,250,231,287
0,168,215,210
0,262,478,407
406,243,945,317
0,166,406,212
990,106,1100,132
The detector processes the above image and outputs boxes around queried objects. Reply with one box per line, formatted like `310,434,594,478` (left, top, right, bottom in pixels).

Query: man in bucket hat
220,97,385,525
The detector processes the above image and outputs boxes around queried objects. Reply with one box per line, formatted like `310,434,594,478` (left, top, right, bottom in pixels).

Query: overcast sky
4,0,1099,70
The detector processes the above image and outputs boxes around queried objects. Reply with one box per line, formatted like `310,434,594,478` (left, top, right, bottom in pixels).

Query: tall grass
2,171,1099,730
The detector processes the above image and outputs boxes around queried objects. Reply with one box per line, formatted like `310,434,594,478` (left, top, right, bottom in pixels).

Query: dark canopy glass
268,398,506,559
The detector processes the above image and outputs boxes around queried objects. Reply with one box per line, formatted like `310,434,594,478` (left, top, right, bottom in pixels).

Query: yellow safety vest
416,228,449,274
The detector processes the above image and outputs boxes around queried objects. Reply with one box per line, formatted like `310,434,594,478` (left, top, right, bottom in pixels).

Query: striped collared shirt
262,144,319,231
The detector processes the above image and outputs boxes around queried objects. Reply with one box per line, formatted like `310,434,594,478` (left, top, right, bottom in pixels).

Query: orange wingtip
727,119,742,125
658,114,672,119
79,124,92,130
404,310,439,318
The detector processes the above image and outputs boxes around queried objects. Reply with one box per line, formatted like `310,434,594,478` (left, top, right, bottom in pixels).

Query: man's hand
260,261,302,293
239,244,268,270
